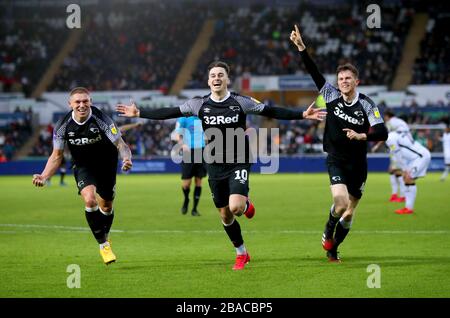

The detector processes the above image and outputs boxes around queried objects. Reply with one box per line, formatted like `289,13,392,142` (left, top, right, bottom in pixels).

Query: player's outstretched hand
290,24,306,51
343,128,366,141
32,174,47,187
122,158,133,171
116,100,140,118
302,102,327,121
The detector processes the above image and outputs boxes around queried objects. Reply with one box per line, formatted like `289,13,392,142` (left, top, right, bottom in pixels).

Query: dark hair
383,108,395,118
207,61,230,75
336,63,359,78
70,87,90,96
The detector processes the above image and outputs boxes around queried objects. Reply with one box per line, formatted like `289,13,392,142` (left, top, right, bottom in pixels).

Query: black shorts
73,165,117,201
326,155,367,199
181,163,207,179
181,148,207,179
207,163,251,208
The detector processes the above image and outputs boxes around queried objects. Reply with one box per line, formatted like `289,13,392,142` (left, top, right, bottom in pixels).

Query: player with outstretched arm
290,25,388,262
117,61,326,270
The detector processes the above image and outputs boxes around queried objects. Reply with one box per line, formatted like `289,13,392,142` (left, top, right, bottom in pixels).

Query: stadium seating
0,109,33,160
1,1,448,160
48,2,206,92
119,119,176,157
0,5,67,96
412,5,450,84
187,2,414,88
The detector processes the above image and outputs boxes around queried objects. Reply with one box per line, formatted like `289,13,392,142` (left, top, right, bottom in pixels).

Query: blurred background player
290,25,388,262
173,116,206,216
372,109,411,202
32,87,133,265
440,125,450,181
117,61,325,270
387,130,431,214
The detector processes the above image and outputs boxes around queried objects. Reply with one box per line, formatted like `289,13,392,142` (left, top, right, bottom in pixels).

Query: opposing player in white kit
372,110,409,202
440,125,450,181
388,131,431,214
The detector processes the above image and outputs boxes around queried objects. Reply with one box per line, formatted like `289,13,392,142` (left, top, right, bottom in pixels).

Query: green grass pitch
0,173,449,298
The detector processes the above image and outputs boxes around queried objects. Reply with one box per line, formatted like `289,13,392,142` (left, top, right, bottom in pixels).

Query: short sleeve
52,117,68,150
92,109,122,145
320,82,340,103
179,98,203,116
233,94,265,114
360,96,384,126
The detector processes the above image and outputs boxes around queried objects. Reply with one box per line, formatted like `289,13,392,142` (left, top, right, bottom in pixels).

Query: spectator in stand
0,149,7,163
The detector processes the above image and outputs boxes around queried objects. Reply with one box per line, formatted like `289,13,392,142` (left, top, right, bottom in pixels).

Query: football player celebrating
290,25,388,262
33,87,132,265
117,61,326,270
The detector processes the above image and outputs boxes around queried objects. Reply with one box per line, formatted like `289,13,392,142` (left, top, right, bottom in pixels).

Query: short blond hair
69,87,90,96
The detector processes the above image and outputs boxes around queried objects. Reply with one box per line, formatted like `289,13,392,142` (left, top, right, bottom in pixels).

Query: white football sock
441,167,449,180
390,174,398,195
398,176,406,197
339,217,353,229
99,207,113,215
85,205,99,212
236,244,247,255
405,185,417,210
99,241,110,249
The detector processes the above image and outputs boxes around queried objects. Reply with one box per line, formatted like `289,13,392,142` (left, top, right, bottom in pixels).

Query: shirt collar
209,91,231,103
342,92,359,107
71,108,92,125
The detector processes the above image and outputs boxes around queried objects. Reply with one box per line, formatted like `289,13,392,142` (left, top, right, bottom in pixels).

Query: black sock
182,187,190,205
85,208,107,244
99,209,114,238
60,173,65,183
223,219,244,247
334,221,350,248
327,207,340,231
323,206,340,240
193,186,201,210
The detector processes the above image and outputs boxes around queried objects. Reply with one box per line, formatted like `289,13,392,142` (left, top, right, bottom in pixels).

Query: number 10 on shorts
235,169,248,181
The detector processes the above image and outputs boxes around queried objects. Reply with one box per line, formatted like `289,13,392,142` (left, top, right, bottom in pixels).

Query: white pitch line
0,223,123,233
0,224,449,235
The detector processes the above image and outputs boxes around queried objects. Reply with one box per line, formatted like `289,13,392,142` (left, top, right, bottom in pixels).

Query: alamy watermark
66,4,81,29
366,4,381,29
66,264,81,288
171,127,280,174
366,264,381,288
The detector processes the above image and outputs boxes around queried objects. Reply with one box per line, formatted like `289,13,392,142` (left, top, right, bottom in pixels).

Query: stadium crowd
2,1,425,96
1,1,448,160
48,2,206,92
412,5,450,84
187,2,414,88
118,118,176,157
0,108,33,161
0,5,67,96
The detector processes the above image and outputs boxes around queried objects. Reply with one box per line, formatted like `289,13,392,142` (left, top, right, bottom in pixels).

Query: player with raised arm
290,25,388,262
117,61,326,270
33,87,132,265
